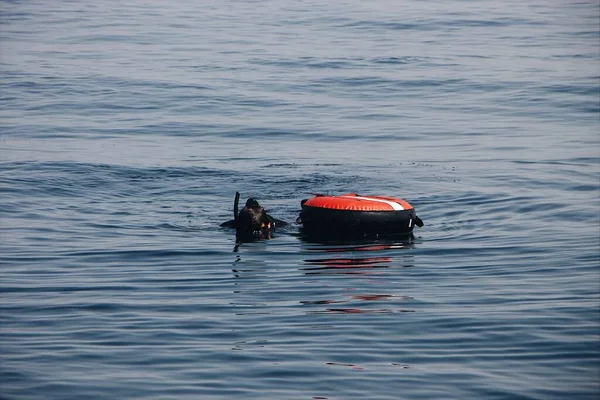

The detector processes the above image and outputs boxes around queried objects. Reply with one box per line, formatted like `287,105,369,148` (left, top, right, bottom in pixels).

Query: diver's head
236,198,270,237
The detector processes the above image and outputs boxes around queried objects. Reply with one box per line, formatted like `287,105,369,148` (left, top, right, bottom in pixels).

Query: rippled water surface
1,1,599,399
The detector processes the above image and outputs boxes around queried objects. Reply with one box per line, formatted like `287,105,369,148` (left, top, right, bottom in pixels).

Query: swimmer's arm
266,214,288,227
220,219,237,228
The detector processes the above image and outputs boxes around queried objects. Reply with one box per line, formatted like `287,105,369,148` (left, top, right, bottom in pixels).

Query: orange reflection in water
301,239,414,274
306,242,411,253
300,240,416,311
304,256,390,268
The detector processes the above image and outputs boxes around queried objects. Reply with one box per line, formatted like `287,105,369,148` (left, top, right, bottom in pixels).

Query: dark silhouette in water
220,192,287,241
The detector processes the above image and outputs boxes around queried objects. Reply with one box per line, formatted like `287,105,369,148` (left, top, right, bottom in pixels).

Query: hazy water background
1,1,599,399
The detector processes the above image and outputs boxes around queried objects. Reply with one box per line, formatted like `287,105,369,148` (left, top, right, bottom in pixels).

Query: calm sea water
1,1,599,399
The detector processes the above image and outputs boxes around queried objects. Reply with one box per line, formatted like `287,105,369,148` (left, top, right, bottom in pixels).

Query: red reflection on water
310,307,415,314
306,242,411,253
301,239,414,274
302,256,391,274
306,256,390,266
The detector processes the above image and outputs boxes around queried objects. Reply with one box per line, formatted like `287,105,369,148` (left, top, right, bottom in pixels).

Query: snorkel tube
233,191,240,225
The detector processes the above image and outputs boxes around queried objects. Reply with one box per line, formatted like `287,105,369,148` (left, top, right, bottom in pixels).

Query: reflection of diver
221,192,287,242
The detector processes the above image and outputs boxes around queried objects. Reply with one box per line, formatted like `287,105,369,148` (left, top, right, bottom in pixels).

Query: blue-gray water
1,1,599,399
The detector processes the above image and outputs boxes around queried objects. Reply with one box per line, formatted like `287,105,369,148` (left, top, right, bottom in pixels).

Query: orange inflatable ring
297,193,423,238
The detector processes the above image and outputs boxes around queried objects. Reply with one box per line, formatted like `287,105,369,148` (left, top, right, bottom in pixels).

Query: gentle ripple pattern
1,1,599,399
